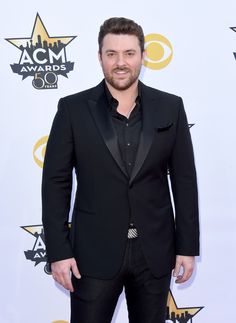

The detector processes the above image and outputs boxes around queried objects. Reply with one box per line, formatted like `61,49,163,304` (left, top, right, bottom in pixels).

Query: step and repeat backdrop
1,0,236,322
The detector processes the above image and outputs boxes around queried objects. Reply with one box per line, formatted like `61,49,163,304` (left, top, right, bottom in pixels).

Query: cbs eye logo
144,34,173,70
33,136,48,168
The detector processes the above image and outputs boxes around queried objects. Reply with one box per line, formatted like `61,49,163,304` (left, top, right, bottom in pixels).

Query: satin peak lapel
129,90,157,184
88,93,128,178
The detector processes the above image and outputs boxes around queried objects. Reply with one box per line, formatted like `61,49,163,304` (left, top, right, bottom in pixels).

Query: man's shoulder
60,81,104,105
140,82,182,103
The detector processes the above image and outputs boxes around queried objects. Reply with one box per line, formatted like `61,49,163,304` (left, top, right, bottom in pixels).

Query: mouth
113,69,130,77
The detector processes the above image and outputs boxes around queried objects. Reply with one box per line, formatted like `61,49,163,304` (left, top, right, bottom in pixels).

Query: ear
141,50,146,65
98,51,102,65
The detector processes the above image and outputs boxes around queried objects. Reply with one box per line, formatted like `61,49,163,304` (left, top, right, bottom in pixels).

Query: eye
107,52,116,57
33,136,48,168
144,34,173,70
126,51,135,57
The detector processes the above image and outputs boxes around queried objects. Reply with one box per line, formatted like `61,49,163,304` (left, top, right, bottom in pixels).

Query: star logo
166,290,203,322
21,224,51,274
21,223,71,274
5,13,77,89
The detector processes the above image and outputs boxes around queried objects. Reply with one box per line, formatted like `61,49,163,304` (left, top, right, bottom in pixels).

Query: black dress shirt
105,83,142,228
105,84,142,178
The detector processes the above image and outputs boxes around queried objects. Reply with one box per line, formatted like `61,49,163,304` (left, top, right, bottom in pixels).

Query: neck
105,80,139,104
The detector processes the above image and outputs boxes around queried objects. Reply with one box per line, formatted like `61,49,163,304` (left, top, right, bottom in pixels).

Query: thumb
173,259,181,277
71,260,81,279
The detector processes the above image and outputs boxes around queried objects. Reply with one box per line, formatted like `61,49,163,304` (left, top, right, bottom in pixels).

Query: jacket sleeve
169,98,200,256
42,98,75,263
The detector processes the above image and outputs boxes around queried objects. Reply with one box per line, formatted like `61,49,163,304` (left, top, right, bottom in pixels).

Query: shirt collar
104,80,142,112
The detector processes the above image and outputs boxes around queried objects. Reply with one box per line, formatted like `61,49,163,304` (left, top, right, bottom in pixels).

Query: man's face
99,33,145,91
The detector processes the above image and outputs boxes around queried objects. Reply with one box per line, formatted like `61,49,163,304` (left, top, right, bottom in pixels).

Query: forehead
101,33,140,51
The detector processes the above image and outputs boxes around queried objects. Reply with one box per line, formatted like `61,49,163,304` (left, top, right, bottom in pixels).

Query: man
42,17,199,323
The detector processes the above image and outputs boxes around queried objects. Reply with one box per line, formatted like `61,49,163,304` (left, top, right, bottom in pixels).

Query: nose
116,53,126,67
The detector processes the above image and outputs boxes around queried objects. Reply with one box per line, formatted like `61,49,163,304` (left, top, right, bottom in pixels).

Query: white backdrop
1,1,236,322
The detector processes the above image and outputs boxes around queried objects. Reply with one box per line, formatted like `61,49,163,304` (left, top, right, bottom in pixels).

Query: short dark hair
98,17,144,54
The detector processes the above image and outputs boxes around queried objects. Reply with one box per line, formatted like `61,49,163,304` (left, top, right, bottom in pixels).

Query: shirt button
128,162,132,166
127,142,131,146
126,123,129,127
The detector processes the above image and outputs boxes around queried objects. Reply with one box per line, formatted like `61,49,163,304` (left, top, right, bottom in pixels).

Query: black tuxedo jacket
42,80,199,279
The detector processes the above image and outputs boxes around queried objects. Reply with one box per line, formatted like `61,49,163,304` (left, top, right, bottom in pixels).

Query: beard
102,66,141,91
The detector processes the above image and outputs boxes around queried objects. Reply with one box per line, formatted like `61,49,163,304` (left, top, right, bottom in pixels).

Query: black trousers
71,237,171,323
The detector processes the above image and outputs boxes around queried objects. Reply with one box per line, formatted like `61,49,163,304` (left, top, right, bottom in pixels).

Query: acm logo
6,13,76,89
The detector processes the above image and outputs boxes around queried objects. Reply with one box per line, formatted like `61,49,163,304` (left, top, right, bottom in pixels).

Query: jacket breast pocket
155,122,174,133
149,123,175,160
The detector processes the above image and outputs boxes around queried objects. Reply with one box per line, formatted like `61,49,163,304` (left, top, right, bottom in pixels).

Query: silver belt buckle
127,227,138,239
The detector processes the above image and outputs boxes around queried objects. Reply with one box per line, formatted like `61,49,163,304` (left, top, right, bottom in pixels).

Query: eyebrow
105,49,137,53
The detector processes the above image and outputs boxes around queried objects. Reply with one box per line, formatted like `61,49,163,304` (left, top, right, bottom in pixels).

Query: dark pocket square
155,122,174,132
